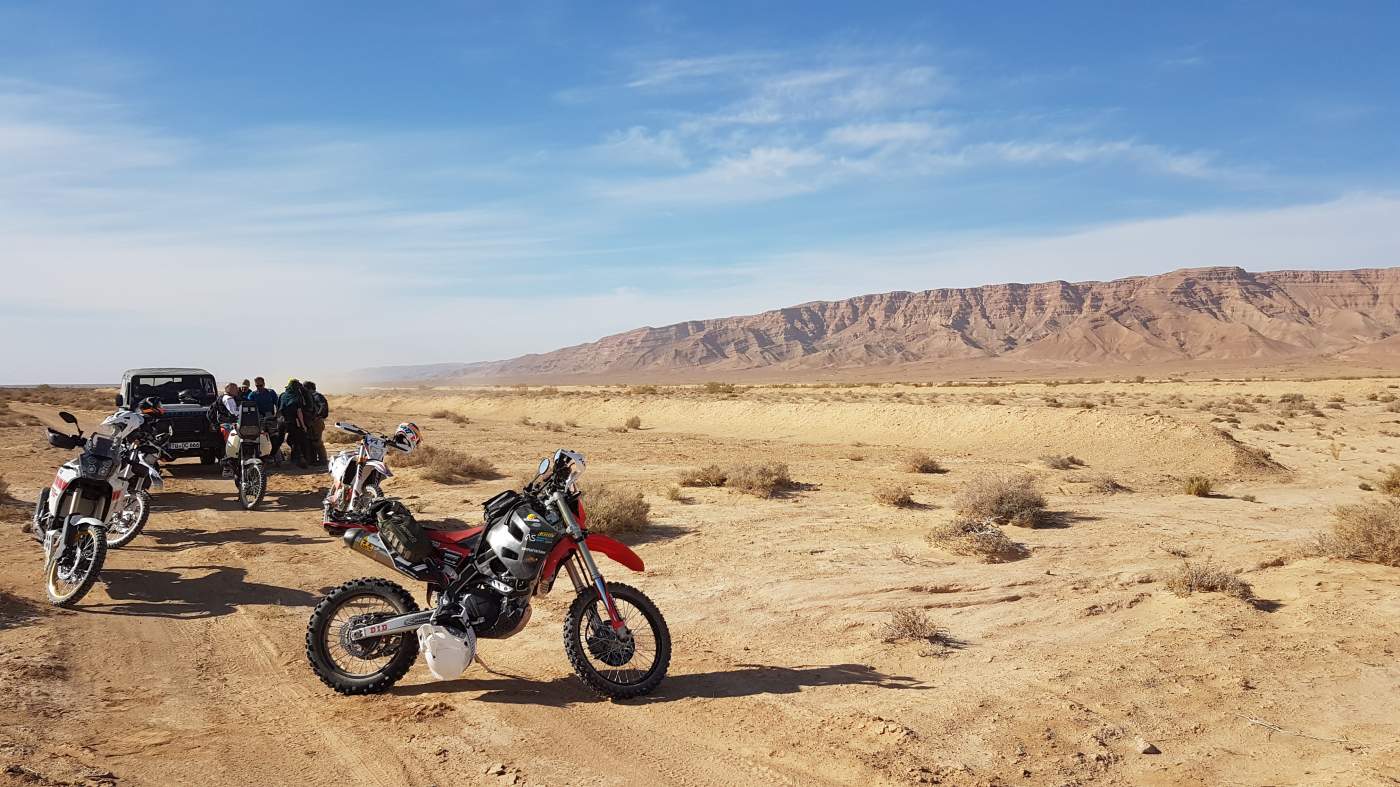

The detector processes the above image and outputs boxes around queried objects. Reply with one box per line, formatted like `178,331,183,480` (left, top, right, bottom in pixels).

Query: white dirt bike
219,402,272,510
323,422,410,523
103,413,171,548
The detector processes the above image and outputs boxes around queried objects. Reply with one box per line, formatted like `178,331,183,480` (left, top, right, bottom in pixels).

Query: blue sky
2,2,1398,383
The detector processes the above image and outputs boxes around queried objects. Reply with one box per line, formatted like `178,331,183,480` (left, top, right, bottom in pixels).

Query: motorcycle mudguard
45,516,104,564
365,460,391,478
138,456,163,490
242,457,263,467
536,534,644,595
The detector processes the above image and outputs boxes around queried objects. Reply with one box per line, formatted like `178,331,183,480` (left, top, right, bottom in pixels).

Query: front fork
553,493,627,633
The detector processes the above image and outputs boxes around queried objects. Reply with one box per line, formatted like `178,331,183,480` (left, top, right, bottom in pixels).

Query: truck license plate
169,441,202,450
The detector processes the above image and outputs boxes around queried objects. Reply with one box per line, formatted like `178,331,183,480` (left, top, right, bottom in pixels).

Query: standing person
303,381,329,466
238,379,252,399
279,379,309,469
247,376,282,465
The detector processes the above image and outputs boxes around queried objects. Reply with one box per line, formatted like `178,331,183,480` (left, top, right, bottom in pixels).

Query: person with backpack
279,379,309,469
303,381,330,466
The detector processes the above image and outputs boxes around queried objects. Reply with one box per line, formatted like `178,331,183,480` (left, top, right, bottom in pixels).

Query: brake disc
586,617,635,667
341,613,399,659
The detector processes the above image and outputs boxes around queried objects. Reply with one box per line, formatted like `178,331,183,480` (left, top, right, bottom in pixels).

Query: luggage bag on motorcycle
371,499,432,563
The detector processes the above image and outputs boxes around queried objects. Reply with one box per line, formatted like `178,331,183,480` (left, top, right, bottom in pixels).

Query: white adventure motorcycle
100,400,170,547
217,402,272,510
323,421,420,523
32,412,119,605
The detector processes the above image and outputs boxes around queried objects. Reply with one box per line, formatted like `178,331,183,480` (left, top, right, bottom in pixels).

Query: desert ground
1,378,1397,786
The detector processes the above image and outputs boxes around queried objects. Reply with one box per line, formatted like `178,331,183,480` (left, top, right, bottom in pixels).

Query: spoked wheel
45,524,107,607
305,578,419,695
237,464,266,510
563,582,671,699
105,491,150,548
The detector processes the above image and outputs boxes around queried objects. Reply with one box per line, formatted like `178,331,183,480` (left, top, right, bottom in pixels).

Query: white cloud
590,126,690,168
599,146,828,203
824,121,946,149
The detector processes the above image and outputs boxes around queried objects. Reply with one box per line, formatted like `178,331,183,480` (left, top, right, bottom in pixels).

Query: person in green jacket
279,379,309,469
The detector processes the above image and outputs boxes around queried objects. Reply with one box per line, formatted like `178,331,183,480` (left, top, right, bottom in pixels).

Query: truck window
132,376,216,405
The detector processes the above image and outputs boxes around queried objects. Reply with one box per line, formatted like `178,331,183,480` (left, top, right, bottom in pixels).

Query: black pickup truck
115,368,222,463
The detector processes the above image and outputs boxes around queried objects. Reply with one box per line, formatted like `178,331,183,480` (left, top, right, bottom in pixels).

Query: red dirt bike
306,449,671,698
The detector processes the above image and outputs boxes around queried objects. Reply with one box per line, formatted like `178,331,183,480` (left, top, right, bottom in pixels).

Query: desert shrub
0,386,113,411
1328,394,1346,403
582,485,651,535
1042,396,1063,408
1250,422,1279,432
873,483,915,507
628,385,659,395
1085,474,1128,494
1164,561,1253,600
607,424,628,433
1040,454,1084,470
516,415,532,426
1325,402,1344,410
396,445,499,484
664,485,686,502
0,402,38,428
878,608,944,645
954,473,1046,527
702,382,737,395
725,463,795,498
901,451,945,474
1360,481,1374,491
1182,476,1215,497
1377,466,1400,497
624,415,642,430
429,408,470,425
926,518,1029,562
678,464,728,487
564,419,579,428
846,452,865,461
1278,393,1307,404
1319,499,1400,566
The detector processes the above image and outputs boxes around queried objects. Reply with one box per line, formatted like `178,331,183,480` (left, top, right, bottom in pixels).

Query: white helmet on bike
394,422,421,453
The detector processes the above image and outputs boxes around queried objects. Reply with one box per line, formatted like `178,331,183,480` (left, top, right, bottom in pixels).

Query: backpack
373,499,431,563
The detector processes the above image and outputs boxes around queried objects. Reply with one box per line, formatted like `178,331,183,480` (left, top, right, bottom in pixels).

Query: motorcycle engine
456,589,532,640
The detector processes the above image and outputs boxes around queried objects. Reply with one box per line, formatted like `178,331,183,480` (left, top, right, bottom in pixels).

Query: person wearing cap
303,381,329,466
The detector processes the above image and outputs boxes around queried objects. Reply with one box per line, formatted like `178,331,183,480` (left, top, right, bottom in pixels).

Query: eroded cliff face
379,267,1400,381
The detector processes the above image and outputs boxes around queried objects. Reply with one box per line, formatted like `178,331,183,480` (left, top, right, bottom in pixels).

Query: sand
1,378,1397,786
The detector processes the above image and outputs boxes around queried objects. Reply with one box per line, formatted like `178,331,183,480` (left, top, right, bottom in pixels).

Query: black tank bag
372,499,431,563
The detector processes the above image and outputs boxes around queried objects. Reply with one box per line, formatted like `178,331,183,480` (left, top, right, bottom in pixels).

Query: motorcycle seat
425,524,483,549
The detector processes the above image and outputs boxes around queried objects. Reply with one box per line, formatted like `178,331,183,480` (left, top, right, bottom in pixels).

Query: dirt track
1,384,1398,786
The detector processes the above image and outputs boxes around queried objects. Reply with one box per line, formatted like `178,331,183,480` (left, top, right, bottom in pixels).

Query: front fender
537,534,644,595
241,457,263,467
365,461,391,478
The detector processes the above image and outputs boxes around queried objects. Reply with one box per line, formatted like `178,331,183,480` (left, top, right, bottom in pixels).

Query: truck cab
116,368,221,463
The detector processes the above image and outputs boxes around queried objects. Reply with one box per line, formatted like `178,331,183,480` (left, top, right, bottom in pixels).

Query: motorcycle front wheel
238,464,266,510
45,523,106,607
105,490,150,548
563,582,671,699
305,578,420,695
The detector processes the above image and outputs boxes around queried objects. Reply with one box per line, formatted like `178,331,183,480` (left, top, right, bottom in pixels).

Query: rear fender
536,534,643,595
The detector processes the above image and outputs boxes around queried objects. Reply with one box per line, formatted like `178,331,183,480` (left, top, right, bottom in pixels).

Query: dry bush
516,415,533,426
1084,474,1128,494
664,485,686,502
1278,393,1307,404
1325,402,1344,410
1164,561,1253,600
564,419,579,428
846,452,865,461
725,463,795,498
624,415,642,430
1320,499,1400,566
628,385,659,395
581,485,651,535
0,386,114,411
1360,481,1374,491
678,464,728,487
0,402,38,428
926,518,1029,562
396,445,499,484
539,421,565,432
1040,454,1084,470
0,474,8,499
1182,476,1215,497
872,483,915,507
953,473,1046,527
429,409,470,425
1250,422,1279,432
1042,396,1063,408
701,382,737,395
901,451,945,474
878,608,945,645
1377,465,1400,497
607,424,628,433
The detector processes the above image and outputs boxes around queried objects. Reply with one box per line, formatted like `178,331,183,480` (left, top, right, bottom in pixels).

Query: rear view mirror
114,394,124,407
537,457,551,477
59,411,78,425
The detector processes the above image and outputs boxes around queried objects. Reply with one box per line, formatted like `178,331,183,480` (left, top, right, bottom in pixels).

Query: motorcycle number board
169,441,202,450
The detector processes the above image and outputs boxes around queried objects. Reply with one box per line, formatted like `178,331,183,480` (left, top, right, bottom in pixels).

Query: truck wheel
200,453,217,465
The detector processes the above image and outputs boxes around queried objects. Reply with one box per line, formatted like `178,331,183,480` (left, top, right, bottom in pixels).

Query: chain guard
341,613,401,659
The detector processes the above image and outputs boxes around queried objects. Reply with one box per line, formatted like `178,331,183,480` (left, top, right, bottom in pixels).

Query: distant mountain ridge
358,266,1400,383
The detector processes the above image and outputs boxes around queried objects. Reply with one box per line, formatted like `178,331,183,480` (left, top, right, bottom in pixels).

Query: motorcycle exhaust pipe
342,528,430,581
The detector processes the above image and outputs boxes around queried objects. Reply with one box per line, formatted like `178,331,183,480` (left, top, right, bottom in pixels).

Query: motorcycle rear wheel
238,464,266,510
305,577,420,695
563,582,671,699
45,524,106,607
105,491,150,548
